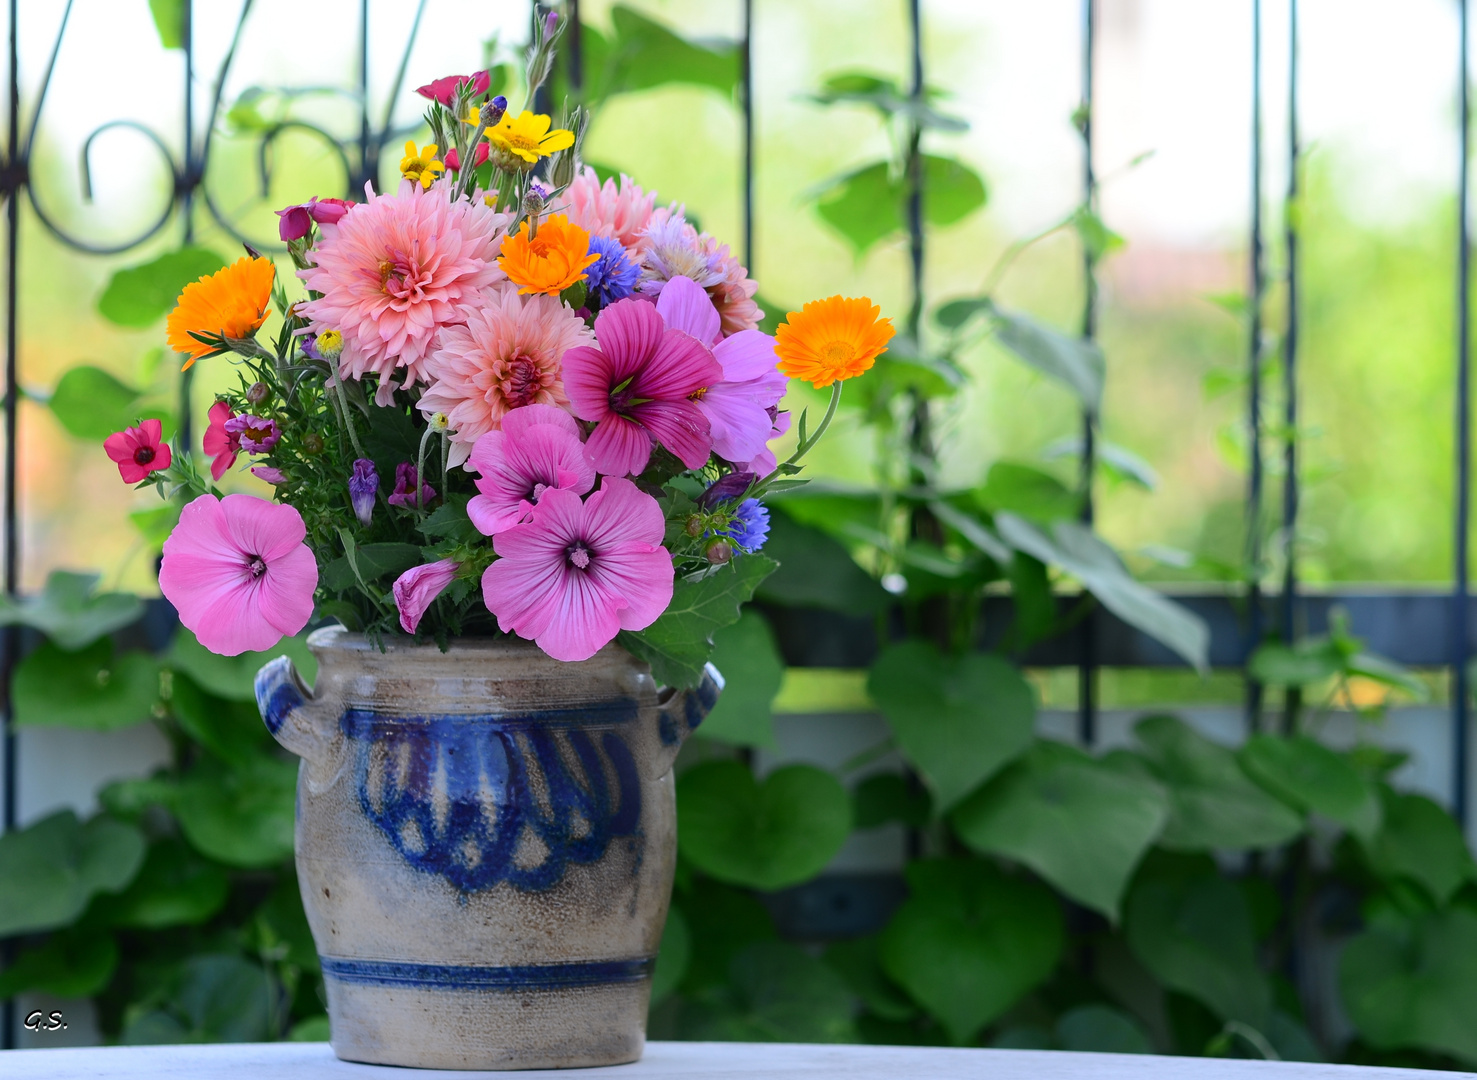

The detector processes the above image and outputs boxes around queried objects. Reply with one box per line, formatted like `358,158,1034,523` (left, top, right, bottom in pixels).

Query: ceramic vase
254,626,719,1070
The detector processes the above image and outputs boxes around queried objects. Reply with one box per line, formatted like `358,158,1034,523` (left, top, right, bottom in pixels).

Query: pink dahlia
561,297,722,476
417,282,593,467
467,405,595,535
298,179,508,405
656,276,788,465
563,167,657,250
159,494,318,656
481,478,674,662
393,558,460,634
639,210,763,336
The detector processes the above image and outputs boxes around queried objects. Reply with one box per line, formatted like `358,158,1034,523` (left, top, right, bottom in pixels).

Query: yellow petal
539,129,575,154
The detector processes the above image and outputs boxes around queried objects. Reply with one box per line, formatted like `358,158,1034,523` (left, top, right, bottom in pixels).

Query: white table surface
0,1041,1472,1079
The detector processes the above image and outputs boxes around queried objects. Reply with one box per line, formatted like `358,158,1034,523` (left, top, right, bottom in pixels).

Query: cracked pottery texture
255,627,720,1070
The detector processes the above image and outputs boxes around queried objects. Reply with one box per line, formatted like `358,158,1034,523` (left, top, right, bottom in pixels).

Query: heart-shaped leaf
952,740,1169,921
0,926,119,999
1124,853,1271,1027
166,627,317,702
0,810,145,936
121,954,277,1045
0,570,144,650
107,837,229,929
1362,788,1476,904
879,859,1064,1044
172,755,297,867
697,609,783,748
675,942,857,1043
97,246,224,327
868,641,1035,811
677,761,851,890
650,905,691,1005
1134,714,1304,851
755,512,889,616
169,673,271,763
1340,907,1477,1064
825,936,917,1021
13,637,160,731
1055,1004,1154,1055
853,772,932,829
1240,734,1380,838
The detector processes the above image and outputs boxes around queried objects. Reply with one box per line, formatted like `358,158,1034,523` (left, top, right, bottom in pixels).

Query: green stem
415,424,436,512
334,382,368,460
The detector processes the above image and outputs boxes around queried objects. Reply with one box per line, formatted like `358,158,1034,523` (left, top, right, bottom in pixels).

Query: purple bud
387,462,437,509
698,471,757,509
487,95,508,127
544,10,559,35
350,458,378,527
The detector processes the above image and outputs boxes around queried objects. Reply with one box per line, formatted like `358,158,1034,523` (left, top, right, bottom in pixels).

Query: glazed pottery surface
254,627,719,1070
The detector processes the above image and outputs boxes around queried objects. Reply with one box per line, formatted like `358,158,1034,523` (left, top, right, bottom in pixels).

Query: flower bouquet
101,17,894,1069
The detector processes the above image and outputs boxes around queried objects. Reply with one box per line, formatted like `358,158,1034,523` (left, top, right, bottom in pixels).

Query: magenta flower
482,478,674,662
654,275,787,465
415,70,491,106
223,414,281,454
311,197,353,225
158,494,318,656
444,142,489,172
276,202,315,242
387,463,436,509
104,418,171,484
467,404,594,536
349,458,378,525
202,401,239,481
561,298,722,476
744,409,791,475
251,466,288,484
393,559,460,634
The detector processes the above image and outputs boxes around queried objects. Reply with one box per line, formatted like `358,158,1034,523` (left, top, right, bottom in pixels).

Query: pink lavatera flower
467,404,595,535
481,477,674,662
393,559,460,634
744,409,792,475
202,401,239,481
561,298,722,476
159,494,318,656
655,276,788,465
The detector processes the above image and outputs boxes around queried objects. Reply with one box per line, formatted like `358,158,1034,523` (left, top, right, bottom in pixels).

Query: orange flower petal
775,295,894,388
165,255,275,362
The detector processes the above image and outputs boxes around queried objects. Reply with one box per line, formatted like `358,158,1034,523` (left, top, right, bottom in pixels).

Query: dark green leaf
596,6,738,99
935,296,994,331
167,627,317,702
147,0,185,49
677,761,851,890
678,942,857,1043
990,308,1105,414
868,640,1035,811
697,609,783,748
289,1016,331,1041
879,859,1063,1044
170,672,271,763
173,755,297,867
952,740,1169,921
755,512,888,616
121,954,276,1044
1124,854,1272,1027
0,926,118,999
677,878,778,992
417,494,480,544
825,936,916,1021
814,156,987,256
620,555,777,688
0,570,144,650
107,837,230,929
651,905,691,1006
1055,1004,1153,1054
97,247,225,328
0,810,145,936
321,542,423,592
1340,907,1477,1064
48,365,148,441
253,873,318,972
977,462,1081,524
1133,715,1304,851
1239,734,1380,838
1363,788,1475,904
13,637,159,730
853,772,931,829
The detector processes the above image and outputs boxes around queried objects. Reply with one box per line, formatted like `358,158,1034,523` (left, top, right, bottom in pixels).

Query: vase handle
650,663,724,777
255,654,345,793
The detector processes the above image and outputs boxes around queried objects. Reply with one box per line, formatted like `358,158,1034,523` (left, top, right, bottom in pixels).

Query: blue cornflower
583,235,640,309
712,498,770,553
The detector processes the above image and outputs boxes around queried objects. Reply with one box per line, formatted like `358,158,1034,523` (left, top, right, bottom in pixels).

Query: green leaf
1347,650,1428,699
121,954,276,1045
810,71,969,132
0,810,145,936
48,365,147,440
650,905,691,1005
0,570,144,649
147,0,185,49
1133,715,1304,851
1247,640,1343,686
935,296,995,331
97,246,225,328
880,859,1063,1044
825,936,917,1021
754,512,888,615
0,926,118,1000
1124,854,1272,1027
1055,1004,1153,1055
594,6,739,99
976,462,1081,524
678,942,857,1043
321,542,423,592
952,740,1169,921
106,837,229,929
924,155,989,227
678,878,778,992
697,609,783,748
1239,734,1381,838
676,761,851,890
813,156,987,256
170,672,271,763
989,307,1105,414
619,555,777,688
1340,907,1477,1065
417,494,480,545
867,641,1035,811
172,755,297,867
995,515,1209,672
13,637,159,730
1363,788,1476,904
1042,435,1160,490
853,772,932,829
1071,207,1126,260
167,627,317,702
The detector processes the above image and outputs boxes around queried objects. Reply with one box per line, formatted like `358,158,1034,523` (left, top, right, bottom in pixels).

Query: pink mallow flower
481,478,674,662
745,409,791,475
202,401,240,481
104,418,171,484
159,493,318,656
298,180,508,406
561,298,721,476
564,167,657,250
251,466,288,484
654,276,787,465
467,404,594,535
393,559,460,634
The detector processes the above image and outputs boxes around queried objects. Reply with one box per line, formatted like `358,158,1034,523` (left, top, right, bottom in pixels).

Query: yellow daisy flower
400,141,445,189
484,111,574,168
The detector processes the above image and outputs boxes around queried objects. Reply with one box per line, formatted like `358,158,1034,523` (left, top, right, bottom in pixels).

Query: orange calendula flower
165,255,276,369
497,214,599,297
774,295,894,388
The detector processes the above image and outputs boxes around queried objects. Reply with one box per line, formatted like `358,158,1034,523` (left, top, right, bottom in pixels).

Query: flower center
132,445,156,466
821,340,856,368
690,386,708,401
247,555,267,579
379,247,428,302
505,132,539,153
566,542,592,570
499,354,547,409
531,482,550,502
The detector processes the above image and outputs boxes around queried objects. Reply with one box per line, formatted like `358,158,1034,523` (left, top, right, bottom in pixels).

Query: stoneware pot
253,626,720,1070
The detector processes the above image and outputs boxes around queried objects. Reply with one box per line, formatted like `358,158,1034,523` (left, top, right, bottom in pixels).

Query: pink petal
655,275,721,345
560,345,617,422
697,382,776,464
501,403,581,440
633,329,723,402
393,559,459,634
258,544,319,636
592,543,674,632
585,414,654,476
218,494,308,563
628,399,712,470
713,330,782,384
591,298,663,370
581,476,667,548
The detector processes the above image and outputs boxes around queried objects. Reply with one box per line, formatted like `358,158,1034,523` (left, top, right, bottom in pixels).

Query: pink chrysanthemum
639,209,763,336
563,167,657,250
298,179,508,405
417,282,594,467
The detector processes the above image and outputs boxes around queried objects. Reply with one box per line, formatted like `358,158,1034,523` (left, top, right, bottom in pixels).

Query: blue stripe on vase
319,955,655,991
339,698,640,740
